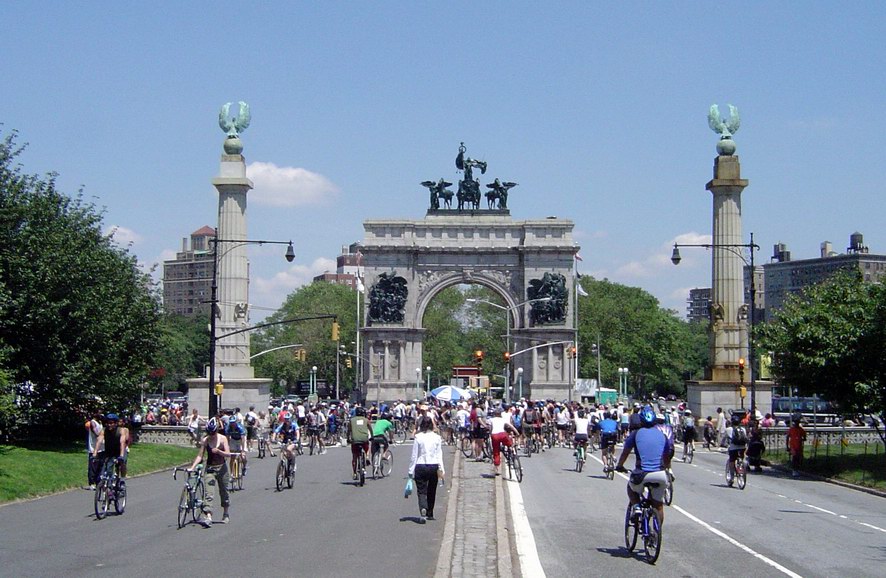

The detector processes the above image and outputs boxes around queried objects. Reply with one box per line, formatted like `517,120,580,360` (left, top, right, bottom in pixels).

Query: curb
434,447,461,578
770,464,886,499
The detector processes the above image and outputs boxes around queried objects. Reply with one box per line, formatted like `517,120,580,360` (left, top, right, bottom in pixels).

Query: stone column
706,155,749,382
212,154,255,380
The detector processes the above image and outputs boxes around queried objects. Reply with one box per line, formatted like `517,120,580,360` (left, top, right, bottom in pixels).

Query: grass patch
0,441,195,503
768,441,886,491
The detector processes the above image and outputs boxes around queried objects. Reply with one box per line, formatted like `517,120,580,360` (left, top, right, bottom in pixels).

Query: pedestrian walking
716,407,727,448
408,416,445,524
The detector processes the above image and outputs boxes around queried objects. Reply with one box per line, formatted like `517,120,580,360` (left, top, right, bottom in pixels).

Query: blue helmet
206,417,219,434
639,405,656,427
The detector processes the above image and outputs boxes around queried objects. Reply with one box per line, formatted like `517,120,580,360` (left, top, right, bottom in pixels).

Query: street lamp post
591,341,602,392
465,297,551,403
425,366,431,397
310,365,318,399
671,232,760,415
517,367,524,401
618,367,629,401
415,367,421,399
207,237,294,418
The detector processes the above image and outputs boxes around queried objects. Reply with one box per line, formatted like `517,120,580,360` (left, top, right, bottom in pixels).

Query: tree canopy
0,129,162,433
575,276,707,398
757,270,886,421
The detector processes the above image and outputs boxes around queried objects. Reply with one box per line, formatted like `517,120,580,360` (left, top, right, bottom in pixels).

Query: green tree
576,277,706,398
150,313,210,394
757,270,885,425
0,129,162,432
253,282,357,398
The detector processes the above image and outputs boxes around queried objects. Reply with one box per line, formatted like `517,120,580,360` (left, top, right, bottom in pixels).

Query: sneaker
418,516,426,524
420,508,427,518
353,472,358,480
201,514,213,528
426,514,435,520
85,484,96,491
221,515,230,524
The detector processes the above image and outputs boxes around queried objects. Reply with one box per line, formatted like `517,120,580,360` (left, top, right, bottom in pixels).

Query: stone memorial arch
359,145,579,402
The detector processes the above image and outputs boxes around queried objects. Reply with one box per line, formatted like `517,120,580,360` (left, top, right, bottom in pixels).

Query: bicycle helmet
639,405,657,427
684,409,692,416
282,411,292,421
731,413,742,425
206,417,219,433
381,412,393,421
355,406,367,416
577,409,586,418
104,412,119,422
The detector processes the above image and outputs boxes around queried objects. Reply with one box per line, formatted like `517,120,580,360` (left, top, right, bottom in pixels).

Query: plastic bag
404,477,414,498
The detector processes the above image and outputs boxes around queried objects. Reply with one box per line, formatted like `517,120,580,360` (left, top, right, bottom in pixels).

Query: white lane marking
806,504,836,515
859,522,886,534
506,479,546,577
673,504,804,578
587,453,804,577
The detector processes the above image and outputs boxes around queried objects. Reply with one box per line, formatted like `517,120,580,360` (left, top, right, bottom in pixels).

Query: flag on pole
574,252,583,262
577,283,589,297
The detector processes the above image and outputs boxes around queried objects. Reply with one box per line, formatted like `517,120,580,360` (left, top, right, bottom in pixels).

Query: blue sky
3,2,884,320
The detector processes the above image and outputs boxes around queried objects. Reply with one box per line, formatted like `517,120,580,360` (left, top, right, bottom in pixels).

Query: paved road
0,442,454,577
513,443,886,577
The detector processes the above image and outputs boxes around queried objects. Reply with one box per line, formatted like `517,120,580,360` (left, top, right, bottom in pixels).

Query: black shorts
683,427,696,442
472,427,488,440
556,423,568,431
600,433,617,449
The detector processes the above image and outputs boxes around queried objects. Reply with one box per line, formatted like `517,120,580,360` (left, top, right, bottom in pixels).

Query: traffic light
295,348,307,362
214,382,224,396
331,321,340,341
738,357,746,383
566,346,577,359
474,350,484,365
346,357,352,369
503,351,511,363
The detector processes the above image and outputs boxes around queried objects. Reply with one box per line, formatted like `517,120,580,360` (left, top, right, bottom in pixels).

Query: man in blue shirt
616,405,674,528
598,411,619,459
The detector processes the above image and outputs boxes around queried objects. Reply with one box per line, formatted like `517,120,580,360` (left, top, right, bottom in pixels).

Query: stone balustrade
133,425,196,447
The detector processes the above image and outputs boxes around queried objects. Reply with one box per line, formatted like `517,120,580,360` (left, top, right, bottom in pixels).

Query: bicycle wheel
94,481,109,520
513,452,523,483
192,480,205,522
506,449,513,480
236,460,243,491
358,453,366,487
460,435,472,458
687,444,694,464
178,486,190,528
286,461,294,489
737,461,747,490
664,478,673,506
309,435,316,456
725,462,734,487
114,480,126,515
371,451,380,480
606,452,616,480
624,504,638,551
577,448,584,473
276,460,285,491
395,423,407,444
643,509,662,564
257,438,265,459
228,460,238,491
484,436,492,461
381,450,393,477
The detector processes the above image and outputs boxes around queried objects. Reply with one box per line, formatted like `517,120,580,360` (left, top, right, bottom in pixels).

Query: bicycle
307,427,322,456
502,439,524,483
621,471,663,564
173,466,205,528
370,439,393,479
275,445,296,491
394,419,409,444
355,444,367,486
94,456,125,519
257,431,271,459
458,429,473,458
725,451,748,490
602,444,617,480
574,440,587,473
228,452,244,491
663,469,674,505
682,438,695,463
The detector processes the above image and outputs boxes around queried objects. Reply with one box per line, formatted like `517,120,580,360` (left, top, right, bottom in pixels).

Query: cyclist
681,409,697,460
614,405,674,529
599,411,619,461
349,406,372,480
224,411,248,477
189,417,231,526
521,402,542,451
93,413,129,488
555,403,571,446
274,412,301,467
489,407,520,476
245,405,259,452
371,411,395,466
306,406,326,455
572,409,591,460
725,412,749,483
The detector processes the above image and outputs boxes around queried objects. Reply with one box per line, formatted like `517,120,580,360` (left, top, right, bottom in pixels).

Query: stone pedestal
686,380,773,420
187,376,272,414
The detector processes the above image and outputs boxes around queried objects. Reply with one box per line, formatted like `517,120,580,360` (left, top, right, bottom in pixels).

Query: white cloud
251,257,337,311
104,225,142,246
246,161,339,207
672,231,711,246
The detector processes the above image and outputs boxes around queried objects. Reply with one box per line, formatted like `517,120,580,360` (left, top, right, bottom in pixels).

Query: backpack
227,422,242,440
731,426,747,445
513,413,522,428
246,414,256,426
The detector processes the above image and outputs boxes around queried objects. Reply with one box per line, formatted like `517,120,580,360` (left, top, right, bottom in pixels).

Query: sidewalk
435,449,518,578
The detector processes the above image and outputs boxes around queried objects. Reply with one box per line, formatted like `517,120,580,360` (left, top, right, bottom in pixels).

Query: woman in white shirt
409,416,445,523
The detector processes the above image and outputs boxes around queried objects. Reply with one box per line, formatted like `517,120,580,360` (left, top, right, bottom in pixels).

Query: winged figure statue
219,101,251,137
708,104,740,139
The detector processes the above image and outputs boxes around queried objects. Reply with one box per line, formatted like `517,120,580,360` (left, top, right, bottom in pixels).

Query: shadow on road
595,547,634,559
399,515,428,525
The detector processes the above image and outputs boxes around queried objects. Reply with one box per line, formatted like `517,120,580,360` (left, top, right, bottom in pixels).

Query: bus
771,396,840,425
